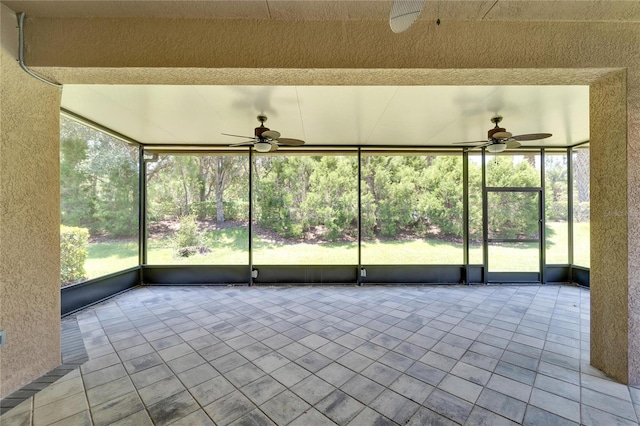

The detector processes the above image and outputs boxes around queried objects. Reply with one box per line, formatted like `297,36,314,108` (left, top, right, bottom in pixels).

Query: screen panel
60,116,139,286
361,154,463,265
146,153,249,265
252,154,358,265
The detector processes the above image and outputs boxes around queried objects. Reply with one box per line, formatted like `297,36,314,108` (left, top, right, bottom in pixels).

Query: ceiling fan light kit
254,141,272,153
487,143,507,153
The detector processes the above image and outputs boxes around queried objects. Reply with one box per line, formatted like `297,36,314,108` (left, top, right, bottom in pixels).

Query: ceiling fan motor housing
488,127,507,139
255,125,269,139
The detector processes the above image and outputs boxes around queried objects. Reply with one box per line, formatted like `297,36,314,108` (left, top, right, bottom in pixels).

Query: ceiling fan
453,116,552,153
222,115,305,152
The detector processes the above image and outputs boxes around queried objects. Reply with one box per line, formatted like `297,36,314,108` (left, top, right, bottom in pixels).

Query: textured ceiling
2,0,640,21
61,84,589,147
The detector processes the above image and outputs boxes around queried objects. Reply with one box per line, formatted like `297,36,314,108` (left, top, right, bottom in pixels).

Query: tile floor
1,284,639,425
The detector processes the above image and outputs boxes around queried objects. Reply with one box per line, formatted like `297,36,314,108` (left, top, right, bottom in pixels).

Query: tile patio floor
1,284,639,425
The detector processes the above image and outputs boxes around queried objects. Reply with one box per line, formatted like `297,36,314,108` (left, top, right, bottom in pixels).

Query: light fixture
254,141,272,153
389,0,426,33
487,143,507,153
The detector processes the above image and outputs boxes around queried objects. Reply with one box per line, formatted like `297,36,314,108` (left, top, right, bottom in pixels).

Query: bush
190,201,215,220
547,201,568,222
224,200,250,221
174,215,202,248
176,246,212,257
60,225,89,286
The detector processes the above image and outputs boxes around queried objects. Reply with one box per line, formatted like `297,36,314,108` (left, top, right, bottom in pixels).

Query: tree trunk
197,158,208,219
523,155,536,167
180,167,190,216
215,157,225,223
574,150,590,202
216,190,224,223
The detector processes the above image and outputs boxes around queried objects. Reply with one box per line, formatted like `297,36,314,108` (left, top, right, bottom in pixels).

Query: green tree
60,117,139,238
485,156,540,239
303,156,358,239
88,138,139,237
253,156,313,238
421,156,463,238
545,155,568,221
361,156,424,237
147,155,249,223
60,136,97,230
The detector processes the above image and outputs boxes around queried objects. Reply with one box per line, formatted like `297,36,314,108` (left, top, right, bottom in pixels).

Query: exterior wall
590,73,629,382
1,12,638,388
626,71,640,384
0,7,62,398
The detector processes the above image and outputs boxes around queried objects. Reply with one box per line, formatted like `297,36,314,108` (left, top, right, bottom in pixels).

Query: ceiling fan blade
277,138,305,146
492,131,512,139
262,130,281,140
269,142,279,152
506,140,521,149
452,140,489,146
229,141,255,147
222,133,255,139
511,133,552,141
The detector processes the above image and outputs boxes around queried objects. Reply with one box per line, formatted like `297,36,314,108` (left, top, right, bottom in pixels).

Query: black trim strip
61,267,140,315
143,265,250,285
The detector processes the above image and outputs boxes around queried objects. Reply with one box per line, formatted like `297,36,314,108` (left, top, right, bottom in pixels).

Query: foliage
573,149,591,222
60,136,97,230
303,157,358,240
547,201,568,222
253,156,313,238
545,154,568,221
146,155,248,223
60,225,89,286
421,156,464,237
145,153,553,242
361,156,423,237
574,201,591,223
91,138,139,237
61,114,576,246
174,215,202,248
573,149,590,203
60,118,139,238
485,156,540,239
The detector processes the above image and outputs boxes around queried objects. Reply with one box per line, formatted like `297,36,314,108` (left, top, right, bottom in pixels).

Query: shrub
174,215,202,248
176,246,212,257
223,200,250,221
60,225,89,286
547,201,568,222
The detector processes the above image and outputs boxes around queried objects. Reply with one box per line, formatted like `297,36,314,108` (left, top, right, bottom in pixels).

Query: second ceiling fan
222,115,305,152
454,116,552,153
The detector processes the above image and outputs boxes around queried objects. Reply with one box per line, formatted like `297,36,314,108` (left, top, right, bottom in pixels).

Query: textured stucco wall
0,7,62,398
3,13,640,384
626,69,640,384
21,19,640,70
590,73,629,383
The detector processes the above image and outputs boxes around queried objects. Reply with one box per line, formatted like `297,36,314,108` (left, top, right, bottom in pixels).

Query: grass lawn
572,222,590,267
86,241,138,279
84,221,590,279
362,239,463,265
